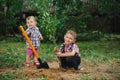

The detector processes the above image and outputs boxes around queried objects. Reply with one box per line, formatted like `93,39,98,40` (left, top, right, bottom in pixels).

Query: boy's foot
73,67,87,73
79,67,89,74
80,67,85,71
25,62,30,67
33,62,40,66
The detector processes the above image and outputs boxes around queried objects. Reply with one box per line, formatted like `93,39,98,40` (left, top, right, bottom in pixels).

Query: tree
0,0,23,36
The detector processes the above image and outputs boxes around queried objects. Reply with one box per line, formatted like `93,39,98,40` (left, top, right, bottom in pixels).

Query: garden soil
0,59,120,80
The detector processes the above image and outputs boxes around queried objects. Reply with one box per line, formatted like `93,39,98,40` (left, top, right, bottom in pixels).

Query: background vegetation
0,0,120,42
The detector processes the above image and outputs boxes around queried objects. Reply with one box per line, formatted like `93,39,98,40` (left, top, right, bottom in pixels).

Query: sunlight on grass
78,41,120,62
0,41,25,68
0,41,120,68
0,40,120,80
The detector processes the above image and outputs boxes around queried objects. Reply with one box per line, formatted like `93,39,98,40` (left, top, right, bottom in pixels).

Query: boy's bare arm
56,51,76,57
39,35,43,40
54,46,76,57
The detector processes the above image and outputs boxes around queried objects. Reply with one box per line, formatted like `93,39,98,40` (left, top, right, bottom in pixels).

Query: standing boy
25,16,43,67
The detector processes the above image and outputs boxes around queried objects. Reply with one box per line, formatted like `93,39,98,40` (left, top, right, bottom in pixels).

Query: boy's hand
40,37,43,40
54,46,59,52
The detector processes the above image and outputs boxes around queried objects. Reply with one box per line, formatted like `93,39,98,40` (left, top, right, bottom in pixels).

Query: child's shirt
26,27,41,48
59,43,80,56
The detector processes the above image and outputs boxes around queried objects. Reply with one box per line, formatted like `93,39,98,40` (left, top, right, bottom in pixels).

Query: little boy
25,16,43,66
55,30,81,70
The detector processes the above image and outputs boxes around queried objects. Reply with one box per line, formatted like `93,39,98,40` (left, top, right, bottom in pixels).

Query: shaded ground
0,59,120,80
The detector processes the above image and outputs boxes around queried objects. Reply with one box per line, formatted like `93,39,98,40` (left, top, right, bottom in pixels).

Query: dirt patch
0,60,120,80
19,61,83,80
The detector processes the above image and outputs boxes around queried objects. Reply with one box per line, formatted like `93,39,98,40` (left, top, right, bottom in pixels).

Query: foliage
26,0,59,43
88,0,120,33
94,0,120,17
37,14,59,44
0,0,23,36
0,0,120,42
77,30,104,41
54,0,92,41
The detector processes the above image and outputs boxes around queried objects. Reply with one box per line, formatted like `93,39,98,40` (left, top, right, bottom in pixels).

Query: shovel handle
19,25,39,59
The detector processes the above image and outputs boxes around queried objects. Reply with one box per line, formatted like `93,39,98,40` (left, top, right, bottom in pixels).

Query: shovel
19,25,49,69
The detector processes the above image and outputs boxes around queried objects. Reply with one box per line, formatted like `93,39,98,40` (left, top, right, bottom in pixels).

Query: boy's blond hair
26,16,37,24
66,30,76,39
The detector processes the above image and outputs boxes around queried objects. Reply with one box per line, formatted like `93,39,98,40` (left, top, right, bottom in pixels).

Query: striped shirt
26,27,42,48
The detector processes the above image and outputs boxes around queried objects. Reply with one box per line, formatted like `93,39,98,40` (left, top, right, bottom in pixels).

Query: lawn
0,40,120,80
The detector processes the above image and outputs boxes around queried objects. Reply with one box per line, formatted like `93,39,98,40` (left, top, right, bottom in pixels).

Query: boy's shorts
26,48,38,56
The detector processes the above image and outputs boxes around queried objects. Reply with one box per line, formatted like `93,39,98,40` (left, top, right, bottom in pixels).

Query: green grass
78,41,120,62
0,40,120,68
0,40,120,80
